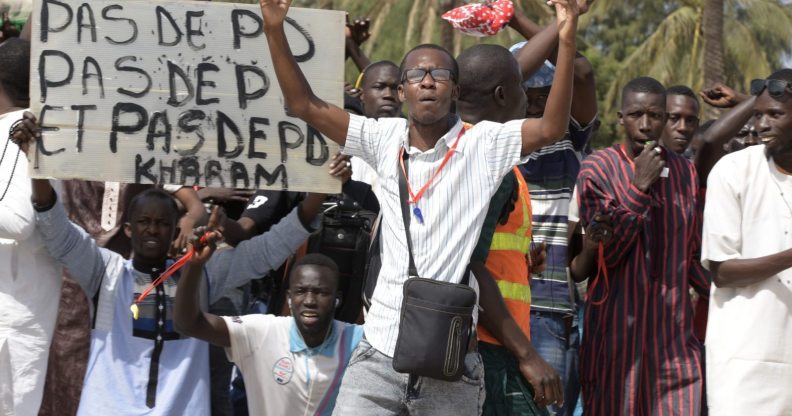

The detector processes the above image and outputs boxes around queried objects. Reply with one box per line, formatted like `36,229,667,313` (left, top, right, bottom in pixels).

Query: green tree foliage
582,0,792,145
219,0,792,147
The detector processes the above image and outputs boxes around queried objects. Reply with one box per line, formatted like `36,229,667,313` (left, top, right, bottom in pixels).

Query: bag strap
398,150,419,277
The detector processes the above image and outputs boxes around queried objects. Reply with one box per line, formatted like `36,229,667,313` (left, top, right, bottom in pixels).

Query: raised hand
259,0,291,29
189,206,225,266
328,152,352,184
345,15,371,46
549,0,580,40
577,0,595,16
632,141,665,192
10,111,38,155
172,216,197,256
700,83,747,109
344,82,362,98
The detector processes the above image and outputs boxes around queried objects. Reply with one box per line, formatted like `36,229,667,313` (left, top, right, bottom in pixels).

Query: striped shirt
576,145,709,416
520,118,594,313
343,114,528,357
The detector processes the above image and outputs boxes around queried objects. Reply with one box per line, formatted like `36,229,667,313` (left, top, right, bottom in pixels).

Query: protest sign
29,0,345,193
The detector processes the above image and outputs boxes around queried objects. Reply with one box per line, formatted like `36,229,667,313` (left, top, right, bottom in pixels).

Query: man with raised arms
258,0,579,413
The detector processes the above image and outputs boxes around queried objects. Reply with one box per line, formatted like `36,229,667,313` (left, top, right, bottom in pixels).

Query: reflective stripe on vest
489,169,532,252
497,279,532,303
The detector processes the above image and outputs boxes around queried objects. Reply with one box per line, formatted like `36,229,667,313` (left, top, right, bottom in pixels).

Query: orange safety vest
477,166,533,345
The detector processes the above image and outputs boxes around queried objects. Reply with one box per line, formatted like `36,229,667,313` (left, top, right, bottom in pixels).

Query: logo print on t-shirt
247,195,269,209
272,357,294,385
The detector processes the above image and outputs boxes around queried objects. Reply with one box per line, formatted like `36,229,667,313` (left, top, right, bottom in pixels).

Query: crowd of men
1,0,791,415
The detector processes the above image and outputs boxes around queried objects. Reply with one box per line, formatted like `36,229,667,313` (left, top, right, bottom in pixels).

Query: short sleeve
342,115,391,173
701,156,743,270
222,314,279,363
478,119,527,181
241,190,301,234
568,116,596,152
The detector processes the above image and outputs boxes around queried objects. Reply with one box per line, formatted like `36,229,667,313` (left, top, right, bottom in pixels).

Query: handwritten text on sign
29,0,344,193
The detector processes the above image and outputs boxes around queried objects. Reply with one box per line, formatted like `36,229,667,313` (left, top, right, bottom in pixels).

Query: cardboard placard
29,0,344,193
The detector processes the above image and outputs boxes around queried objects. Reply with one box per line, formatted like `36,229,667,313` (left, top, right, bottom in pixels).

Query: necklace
0,113,24,202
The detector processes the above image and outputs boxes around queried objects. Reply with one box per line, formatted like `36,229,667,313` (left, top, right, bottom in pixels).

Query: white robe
702,144,792,415
0,109,62,416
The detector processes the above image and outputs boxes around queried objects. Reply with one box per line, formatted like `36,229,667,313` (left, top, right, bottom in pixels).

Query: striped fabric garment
342,114,529,357
576,145,710,416
520,119,593,314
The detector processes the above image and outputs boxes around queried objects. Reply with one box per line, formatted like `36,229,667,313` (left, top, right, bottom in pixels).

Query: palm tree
586,0,792,117
702,0,725,89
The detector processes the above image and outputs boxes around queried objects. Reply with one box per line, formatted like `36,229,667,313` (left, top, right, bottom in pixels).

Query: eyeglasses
750,79,792,98
401,68,455,84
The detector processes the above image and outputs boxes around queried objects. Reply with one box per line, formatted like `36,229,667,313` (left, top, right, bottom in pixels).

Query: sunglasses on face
401,68,455,84
750,79,792,98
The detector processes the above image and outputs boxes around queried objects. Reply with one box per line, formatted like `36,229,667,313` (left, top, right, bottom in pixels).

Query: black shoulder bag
391,149,477,381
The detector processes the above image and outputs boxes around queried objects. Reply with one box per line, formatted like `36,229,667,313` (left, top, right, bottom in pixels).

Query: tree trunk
439,0,457,52
405,0,425,55
702,0,725,118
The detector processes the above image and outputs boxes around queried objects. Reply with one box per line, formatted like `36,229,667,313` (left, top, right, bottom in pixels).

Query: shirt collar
131,258,172,275
403,116,466,156
289,319,338,357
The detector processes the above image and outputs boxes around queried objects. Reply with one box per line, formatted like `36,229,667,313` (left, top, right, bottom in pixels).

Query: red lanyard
588,242,610,306
129,234,207,320
399,126,466,207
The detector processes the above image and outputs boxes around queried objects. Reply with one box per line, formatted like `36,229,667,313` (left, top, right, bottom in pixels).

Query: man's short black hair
127,187,179,222
666,85,699,105
399,44,459,83
457,44,520,97
0,38,30,105
360,60,399,87
291,254,340,285
622,76,666,105
768,68,792,84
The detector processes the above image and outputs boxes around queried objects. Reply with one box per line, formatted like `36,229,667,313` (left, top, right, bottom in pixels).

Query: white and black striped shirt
343,114,529,357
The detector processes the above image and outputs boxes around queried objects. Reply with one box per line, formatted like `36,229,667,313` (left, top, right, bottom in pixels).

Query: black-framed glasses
401,68,455,84
750,79,792,97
